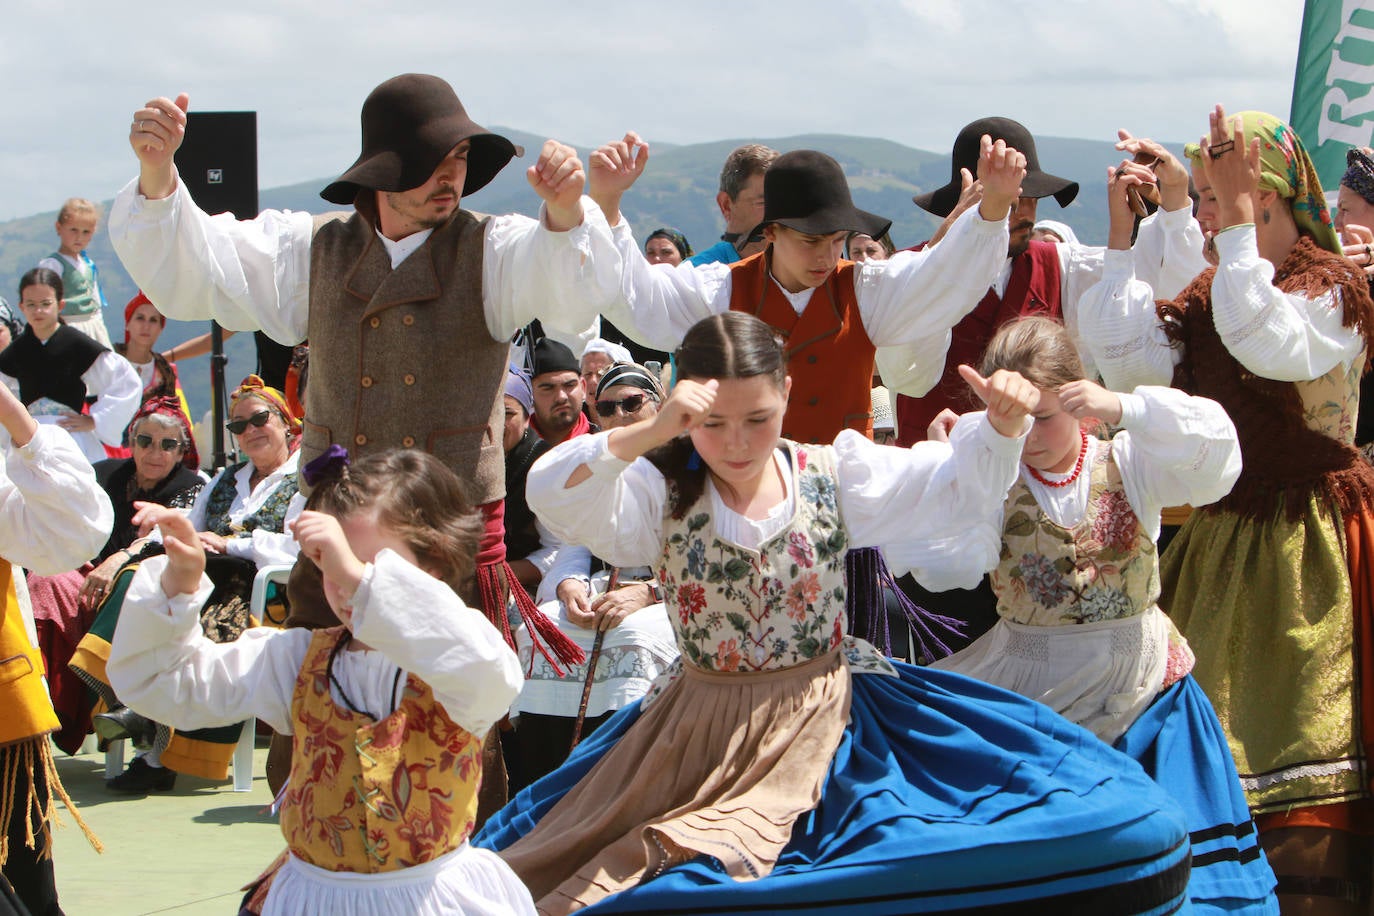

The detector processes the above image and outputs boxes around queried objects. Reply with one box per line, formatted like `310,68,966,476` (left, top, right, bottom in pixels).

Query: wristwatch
648,581,665,602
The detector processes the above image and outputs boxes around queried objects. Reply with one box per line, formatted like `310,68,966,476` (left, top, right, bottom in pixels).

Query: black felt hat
529,338,579,378
321,74,523,205
750,150,891,241
912,116,1078,218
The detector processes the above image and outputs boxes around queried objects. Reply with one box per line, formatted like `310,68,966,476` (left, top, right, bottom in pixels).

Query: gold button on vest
369,316,380,329
355,434,367,446
402,436,415,447
361,376,374,388
403,374,416,386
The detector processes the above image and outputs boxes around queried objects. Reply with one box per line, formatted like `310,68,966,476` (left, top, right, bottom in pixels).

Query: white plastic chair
103,564,293,792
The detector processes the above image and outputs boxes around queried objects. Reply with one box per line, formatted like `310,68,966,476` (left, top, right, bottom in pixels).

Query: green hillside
0,130,1171,422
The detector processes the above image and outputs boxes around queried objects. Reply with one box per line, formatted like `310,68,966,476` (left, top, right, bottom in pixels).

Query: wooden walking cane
570,568,619,750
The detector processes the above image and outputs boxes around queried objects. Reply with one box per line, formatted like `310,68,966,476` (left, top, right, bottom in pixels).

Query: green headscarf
1184,110,1340,254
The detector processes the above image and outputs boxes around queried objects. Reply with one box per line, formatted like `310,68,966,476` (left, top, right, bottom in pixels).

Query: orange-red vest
729,253,875,443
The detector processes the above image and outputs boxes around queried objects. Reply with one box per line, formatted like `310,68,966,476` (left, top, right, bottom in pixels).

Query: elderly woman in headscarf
70,375,305,794
1079,105,1374,913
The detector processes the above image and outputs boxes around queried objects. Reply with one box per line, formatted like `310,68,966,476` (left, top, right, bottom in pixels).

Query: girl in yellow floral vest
106,449,533,916
932,315,1277,912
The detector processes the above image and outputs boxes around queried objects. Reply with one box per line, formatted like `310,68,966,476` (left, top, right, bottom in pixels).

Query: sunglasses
134,434,183,452
226,410,274,435
595,394,654,417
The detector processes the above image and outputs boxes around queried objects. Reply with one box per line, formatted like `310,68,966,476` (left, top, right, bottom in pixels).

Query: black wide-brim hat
749,150,891,242
912,116,1078,218
321,73,524,206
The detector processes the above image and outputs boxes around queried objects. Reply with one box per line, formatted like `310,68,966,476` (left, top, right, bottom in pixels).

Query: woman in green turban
1080,104,1374,915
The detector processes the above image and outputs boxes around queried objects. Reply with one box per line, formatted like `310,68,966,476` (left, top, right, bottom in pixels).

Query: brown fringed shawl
1159,235,1374,521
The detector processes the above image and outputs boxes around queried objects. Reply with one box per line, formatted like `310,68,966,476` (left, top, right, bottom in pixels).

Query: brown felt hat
913,116,1078,218
320,74,523,205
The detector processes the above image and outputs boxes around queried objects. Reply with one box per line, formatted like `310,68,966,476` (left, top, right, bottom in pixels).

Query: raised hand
1196,104,1262,229
130,94,189,200
927,408,961,443
1057,379,1123,426
290,511,366,625
929,168,983,245
977,136,1028,222
651,379,719,438
588,131,649,226
132,501,204,597
958,365,1039,438
1105,161,1158,250
527,140,586,232
1115,129,1189,211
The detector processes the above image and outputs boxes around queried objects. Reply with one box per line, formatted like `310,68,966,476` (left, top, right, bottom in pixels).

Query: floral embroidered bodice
1298,355,1363,445
654,443,894,680
992,444,1160,627
279,629,483,873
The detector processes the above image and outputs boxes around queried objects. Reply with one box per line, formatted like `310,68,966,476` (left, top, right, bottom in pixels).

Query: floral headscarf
131,395,200,470
230,374,302,436
1185,110,1340,254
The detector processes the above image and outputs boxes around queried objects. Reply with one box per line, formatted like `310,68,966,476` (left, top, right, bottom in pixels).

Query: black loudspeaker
174,111,258,219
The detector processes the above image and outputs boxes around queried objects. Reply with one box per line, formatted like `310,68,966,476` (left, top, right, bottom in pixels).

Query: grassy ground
49,739,280,915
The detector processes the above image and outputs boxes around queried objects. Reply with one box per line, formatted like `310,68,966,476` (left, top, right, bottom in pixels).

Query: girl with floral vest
478,311,1200,915
106,449,533,915
931,315,1277,912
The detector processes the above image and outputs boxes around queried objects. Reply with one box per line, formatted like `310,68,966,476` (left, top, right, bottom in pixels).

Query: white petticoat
932,606,1169,744
262,842,535,916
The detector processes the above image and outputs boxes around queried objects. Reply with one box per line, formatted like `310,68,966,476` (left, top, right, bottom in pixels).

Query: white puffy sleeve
1110,387,1242,539
1208,225,1364,381
108,174,313,346
837,414,1028,590
1077,249,1180,391
107,557,308,735
527,432,668,569
82,351,142,447
348,550,523,736
0,424,113,572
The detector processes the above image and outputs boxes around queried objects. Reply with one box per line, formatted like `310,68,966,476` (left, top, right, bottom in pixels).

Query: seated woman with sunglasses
27,398,206,755
508,362,678,790
70,376,304,792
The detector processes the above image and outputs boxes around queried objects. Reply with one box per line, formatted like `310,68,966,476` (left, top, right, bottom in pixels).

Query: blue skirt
478,662,1193,914
1115,677,1278,913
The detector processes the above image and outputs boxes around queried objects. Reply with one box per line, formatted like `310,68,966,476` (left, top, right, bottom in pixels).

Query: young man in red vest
896,117,1208,446
585,131,1026,446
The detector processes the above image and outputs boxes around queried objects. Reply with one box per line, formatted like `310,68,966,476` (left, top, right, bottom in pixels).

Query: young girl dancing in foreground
106,450,533,916
931,316,1277,912
479,311,1197,915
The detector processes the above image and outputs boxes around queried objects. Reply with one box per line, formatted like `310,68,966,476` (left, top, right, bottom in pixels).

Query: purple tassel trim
844,546,965,664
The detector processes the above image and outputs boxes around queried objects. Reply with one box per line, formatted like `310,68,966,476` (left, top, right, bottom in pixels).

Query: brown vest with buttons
728,252,875,443
304,206,506,503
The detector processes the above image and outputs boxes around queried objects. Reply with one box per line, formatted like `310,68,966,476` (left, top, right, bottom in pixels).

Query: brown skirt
499,649,852,915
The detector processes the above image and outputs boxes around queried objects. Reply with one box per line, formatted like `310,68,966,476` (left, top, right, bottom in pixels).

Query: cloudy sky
1,0,1303,222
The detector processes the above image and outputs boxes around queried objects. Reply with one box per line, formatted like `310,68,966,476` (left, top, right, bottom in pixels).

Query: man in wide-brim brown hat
582,130,1027,446
108,73,619,822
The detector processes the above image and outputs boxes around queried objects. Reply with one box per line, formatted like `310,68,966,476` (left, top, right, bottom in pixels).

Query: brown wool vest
305,209,507,503
729,254,875,443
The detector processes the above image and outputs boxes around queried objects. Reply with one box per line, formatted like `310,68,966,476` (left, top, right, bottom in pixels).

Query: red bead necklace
1026,428,1090,488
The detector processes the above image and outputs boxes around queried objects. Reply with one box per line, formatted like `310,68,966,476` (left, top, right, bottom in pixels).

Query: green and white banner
1291,0,1374,192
